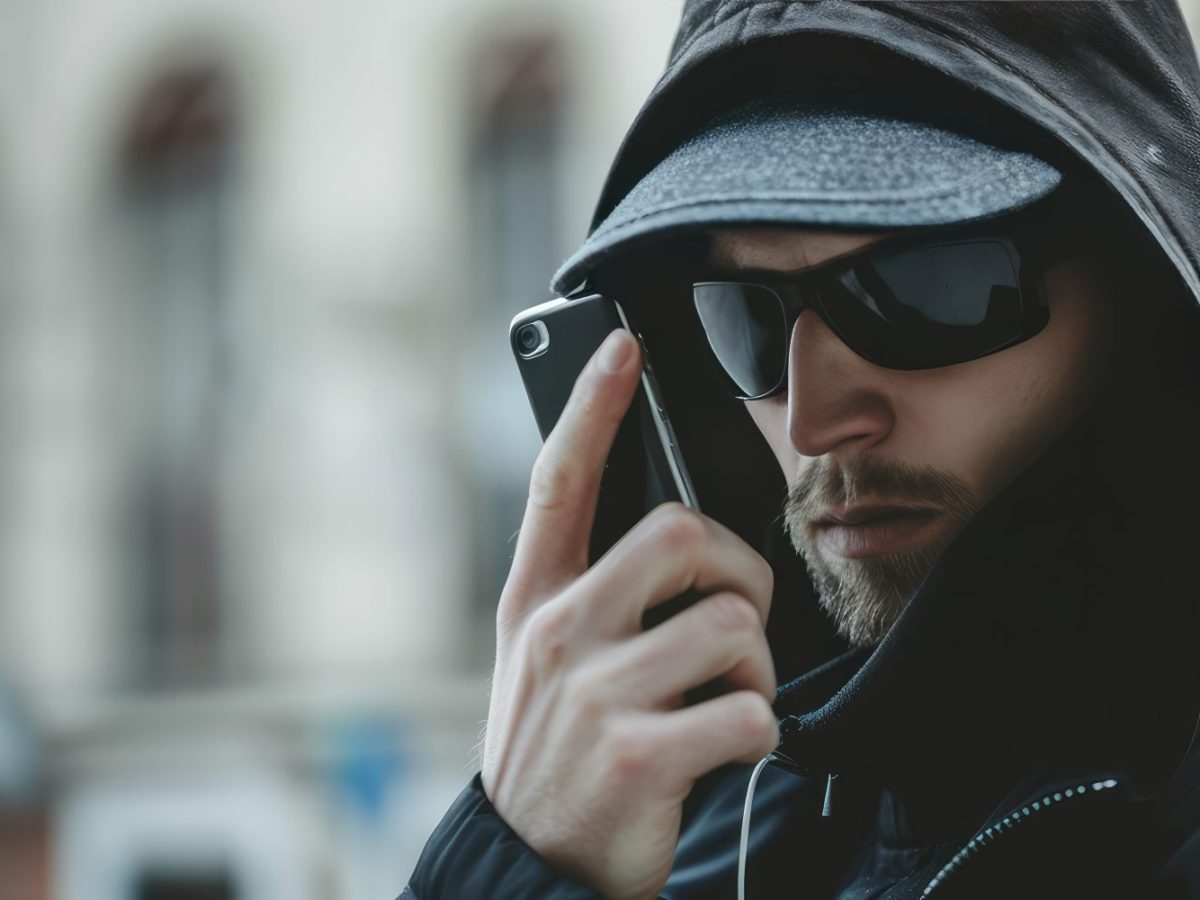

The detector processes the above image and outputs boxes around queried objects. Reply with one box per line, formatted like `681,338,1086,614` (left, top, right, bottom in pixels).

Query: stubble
781,456,981,647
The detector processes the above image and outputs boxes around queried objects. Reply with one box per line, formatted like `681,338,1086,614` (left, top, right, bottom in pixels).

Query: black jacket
405,3,1200,897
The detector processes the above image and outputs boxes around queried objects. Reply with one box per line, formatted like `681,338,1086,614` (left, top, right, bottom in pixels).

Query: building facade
1,1,681,897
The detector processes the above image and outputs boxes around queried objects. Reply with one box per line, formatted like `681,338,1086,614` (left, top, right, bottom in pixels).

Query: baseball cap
550,97,1062,294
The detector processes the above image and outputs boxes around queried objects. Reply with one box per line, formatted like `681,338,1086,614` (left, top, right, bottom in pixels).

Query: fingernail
598,331,633,373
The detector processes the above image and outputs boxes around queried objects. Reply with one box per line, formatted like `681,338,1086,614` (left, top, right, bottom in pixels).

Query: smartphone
510,293,701,627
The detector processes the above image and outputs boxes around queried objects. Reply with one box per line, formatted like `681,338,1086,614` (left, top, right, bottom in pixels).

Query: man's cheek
908,373,1031,495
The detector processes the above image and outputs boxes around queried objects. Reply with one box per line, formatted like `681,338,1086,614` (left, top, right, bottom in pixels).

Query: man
405,2,1200,897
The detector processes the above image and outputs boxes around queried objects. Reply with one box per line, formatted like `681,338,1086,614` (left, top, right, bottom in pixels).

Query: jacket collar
769,390,1200,842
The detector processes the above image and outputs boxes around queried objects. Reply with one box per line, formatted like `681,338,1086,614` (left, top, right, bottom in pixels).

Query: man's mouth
813,504,943,558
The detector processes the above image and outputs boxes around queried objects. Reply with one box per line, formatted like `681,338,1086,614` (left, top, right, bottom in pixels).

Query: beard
782,455,982,648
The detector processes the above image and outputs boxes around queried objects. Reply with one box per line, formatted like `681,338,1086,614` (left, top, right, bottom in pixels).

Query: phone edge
612,299,702,513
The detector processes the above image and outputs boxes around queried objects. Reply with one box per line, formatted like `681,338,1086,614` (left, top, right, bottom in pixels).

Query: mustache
781,455,982,530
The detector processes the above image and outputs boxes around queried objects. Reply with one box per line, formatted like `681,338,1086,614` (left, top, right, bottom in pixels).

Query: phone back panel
512,295,685,564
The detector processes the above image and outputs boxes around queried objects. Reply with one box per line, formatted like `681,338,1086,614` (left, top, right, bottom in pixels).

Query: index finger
505,328,642,607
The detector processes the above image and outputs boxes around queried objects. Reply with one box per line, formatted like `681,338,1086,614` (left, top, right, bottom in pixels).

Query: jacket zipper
919,777,1121,897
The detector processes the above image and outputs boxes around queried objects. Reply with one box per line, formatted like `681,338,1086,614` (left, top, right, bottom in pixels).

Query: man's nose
786,310,896,457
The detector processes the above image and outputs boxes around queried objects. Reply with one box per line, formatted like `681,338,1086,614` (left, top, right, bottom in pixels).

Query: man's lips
817,503,939,526
812,504,943,558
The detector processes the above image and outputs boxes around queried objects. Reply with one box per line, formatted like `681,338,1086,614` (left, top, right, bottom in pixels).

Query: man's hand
481,329,779,900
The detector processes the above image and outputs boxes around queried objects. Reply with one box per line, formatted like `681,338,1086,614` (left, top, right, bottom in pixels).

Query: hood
552,1,1200,303
557,0,1200,844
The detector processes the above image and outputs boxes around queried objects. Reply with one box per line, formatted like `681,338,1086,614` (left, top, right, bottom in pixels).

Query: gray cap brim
550,98,1062,294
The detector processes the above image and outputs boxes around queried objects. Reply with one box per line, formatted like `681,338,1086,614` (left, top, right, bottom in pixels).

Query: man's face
708,227,1115,647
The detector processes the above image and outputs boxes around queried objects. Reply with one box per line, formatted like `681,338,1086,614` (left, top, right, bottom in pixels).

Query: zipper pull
822,772,839,817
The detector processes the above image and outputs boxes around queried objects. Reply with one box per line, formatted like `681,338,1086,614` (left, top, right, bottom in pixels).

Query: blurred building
2,3,1200,899
0,1,682,897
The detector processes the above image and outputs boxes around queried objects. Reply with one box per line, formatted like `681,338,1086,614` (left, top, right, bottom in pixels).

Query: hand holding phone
480,324,778,900
512,293,707,628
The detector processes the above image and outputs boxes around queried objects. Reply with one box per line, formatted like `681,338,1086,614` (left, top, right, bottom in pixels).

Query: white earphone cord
737,755,774,900
738,757,837,900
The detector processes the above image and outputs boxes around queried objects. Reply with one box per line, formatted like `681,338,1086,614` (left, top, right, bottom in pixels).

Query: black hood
559,0,1200,843
552,1,1200,303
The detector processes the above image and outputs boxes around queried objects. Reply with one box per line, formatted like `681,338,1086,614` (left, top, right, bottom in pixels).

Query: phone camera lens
515,321,549,359
517,326,539,352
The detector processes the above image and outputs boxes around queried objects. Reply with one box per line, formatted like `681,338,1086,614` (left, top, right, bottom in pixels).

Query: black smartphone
511,293,701,626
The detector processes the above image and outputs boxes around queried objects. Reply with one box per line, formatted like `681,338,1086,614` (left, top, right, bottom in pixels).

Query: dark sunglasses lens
693,283,786,398
819,240,1024,369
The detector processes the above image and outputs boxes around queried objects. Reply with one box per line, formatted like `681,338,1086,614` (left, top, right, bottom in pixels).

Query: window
115,68,238,686
135,869,238,900
463,34,566,638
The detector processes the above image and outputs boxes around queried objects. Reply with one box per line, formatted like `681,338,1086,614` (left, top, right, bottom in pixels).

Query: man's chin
799,540,944,648
777,455,983,646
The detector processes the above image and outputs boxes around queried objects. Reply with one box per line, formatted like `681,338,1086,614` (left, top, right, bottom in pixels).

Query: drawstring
822,771,838,817
738,759,838,900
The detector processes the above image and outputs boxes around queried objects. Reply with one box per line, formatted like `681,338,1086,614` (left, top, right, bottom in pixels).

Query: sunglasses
693,216,1080,400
